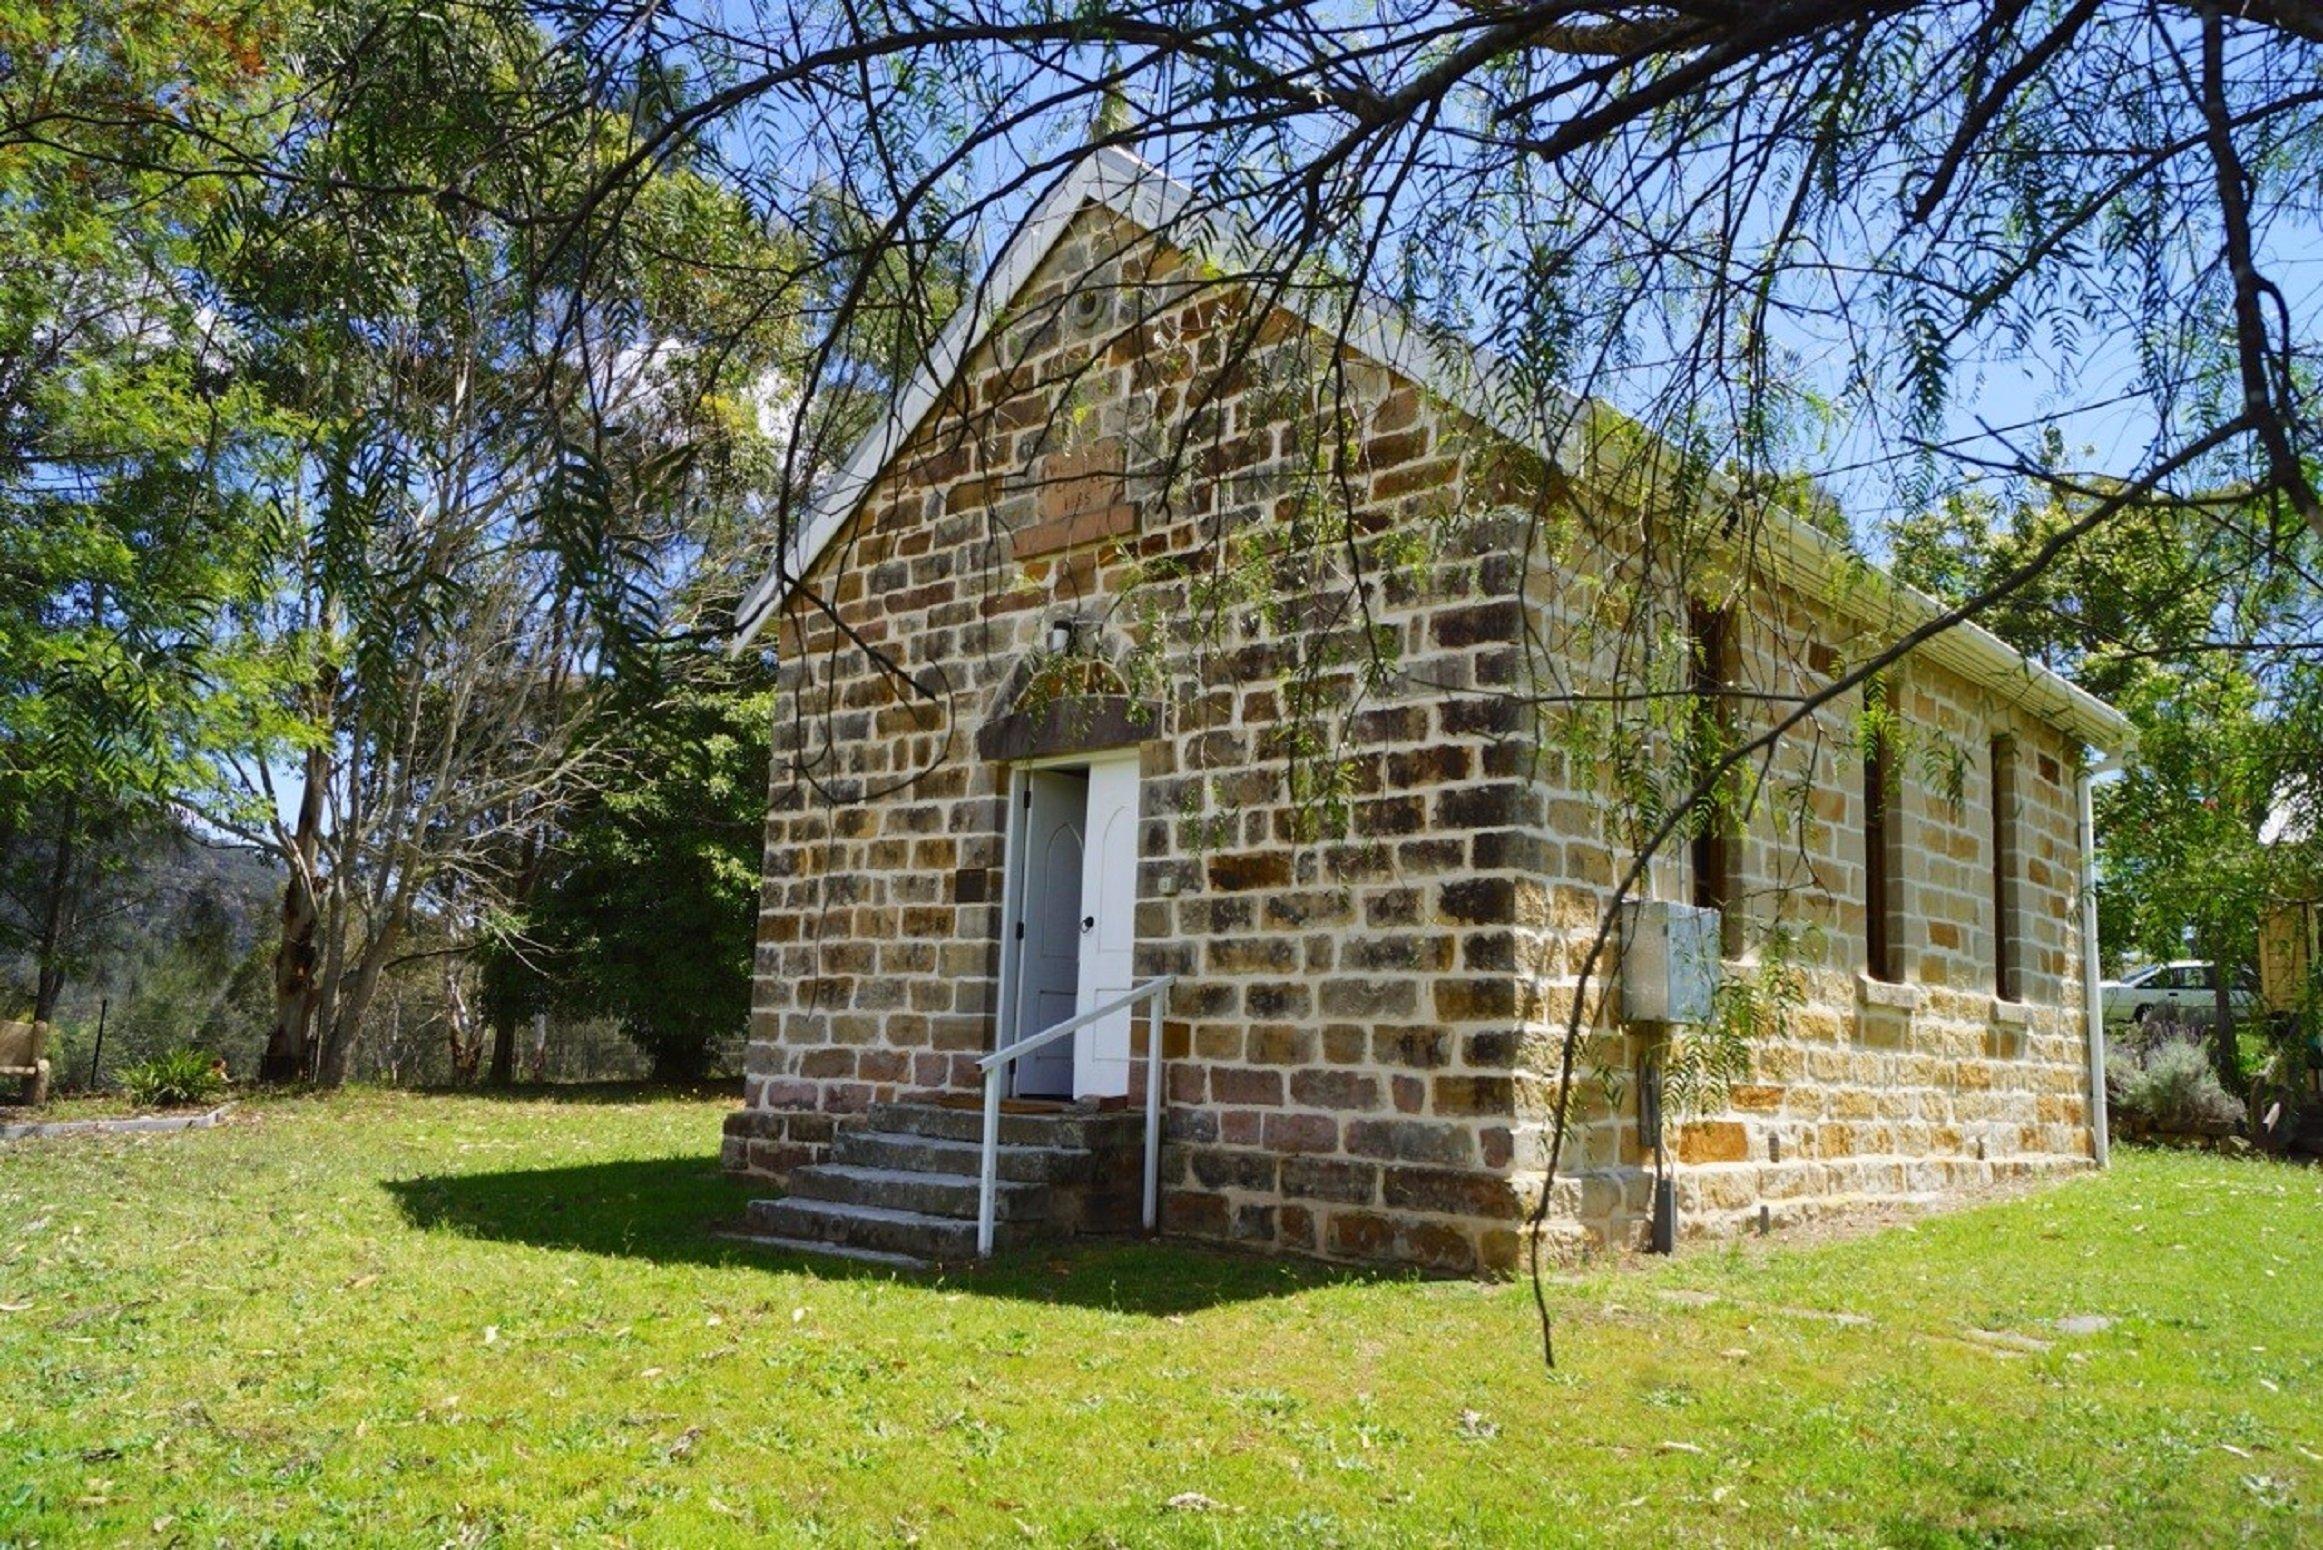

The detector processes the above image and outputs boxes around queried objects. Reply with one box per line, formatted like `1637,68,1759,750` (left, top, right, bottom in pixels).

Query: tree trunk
487,1011,517,1087
260,741,328,1084
314,907,402,1089
444,966,482,1083
386,995,403,1086
2211,951,2240,1097
316,999,357,1089
31,792,80,1024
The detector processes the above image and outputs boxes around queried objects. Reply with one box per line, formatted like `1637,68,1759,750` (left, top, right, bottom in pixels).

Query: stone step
866,1100,1144,1150
746,1196,1041,1260
786,1163,1051,1222
714,1231,930,1271
832,1127,1095,1184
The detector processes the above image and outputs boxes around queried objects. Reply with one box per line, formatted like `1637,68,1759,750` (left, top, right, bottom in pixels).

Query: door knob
1082,915,1096,932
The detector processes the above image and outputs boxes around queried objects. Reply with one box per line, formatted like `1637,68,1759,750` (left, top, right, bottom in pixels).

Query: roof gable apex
730,151,2129,752
732,150,1176,644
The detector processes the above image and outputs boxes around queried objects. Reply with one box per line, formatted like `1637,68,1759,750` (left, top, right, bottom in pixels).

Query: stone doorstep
832,1127,1098,1184
742,1099,1149,1265
786,1163,1053,1222
746,1196,1043,1260
863,1099,1146,1151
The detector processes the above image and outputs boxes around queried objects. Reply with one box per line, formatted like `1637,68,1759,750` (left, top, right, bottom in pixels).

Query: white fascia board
730,148,2133,756
1749,503,2134,753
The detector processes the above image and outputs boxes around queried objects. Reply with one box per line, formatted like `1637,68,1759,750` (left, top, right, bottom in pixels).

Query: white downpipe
2078,762,2112,1168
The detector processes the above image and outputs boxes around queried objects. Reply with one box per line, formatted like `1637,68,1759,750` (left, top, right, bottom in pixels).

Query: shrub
118,1049,226,1109
2109,1035,2245,1134
2247,1015,2318,1146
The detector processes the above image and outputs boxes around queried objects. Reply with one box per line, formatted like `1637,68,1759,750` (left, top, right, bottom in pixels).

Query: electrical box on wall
1621,900,1722,1024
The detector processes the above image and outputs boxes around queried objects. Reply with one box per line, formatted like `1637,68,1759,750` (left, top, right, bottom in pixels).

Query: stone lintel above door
975,694,1160,764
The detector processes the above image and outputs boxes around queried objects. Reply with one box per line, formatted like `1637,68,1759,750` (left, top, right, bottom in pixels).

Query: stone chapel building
719,150,2132,1273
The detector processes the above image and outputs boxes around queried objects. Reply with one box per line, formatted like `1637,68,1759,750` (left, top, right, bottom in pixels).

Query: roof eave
1753,505,2135,754
729,149,2135,758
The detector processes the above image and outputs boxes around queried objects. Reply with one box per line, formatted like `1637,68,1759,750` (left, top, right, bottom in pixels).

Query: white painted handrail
975,974,1177,1257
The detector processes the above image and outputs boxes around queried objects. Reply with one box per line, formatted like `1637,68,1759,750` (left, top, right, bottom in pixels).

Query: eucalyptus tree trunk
260,736,328,1083
30,791,79,1025
316,938,391,1088
445,966,485,1083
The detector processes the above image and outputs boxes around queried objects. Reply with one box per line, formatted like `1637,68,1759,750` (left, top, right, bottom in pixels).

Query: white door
1073,752,1142,1099
1011,769,1086,1097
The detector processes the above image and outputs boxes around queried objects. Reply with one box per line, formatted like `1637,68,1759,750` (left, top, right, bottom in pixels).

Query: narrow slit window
1991,735,2020,1001
1864,689,1898,982
1688,600,1734,920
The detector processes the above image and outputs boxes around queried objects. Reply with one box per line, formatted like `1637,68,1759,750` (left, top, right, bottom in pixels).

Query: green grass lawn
2,1089,2318,1547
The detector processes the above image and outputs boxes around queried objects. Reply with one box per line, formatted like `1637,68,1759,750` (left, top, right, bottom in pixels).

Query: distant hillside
1,824,280,1081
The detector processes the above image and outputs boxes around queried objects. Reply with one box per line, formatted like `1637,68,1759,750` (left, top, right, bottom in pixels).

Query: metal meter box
1621,899,1722,1025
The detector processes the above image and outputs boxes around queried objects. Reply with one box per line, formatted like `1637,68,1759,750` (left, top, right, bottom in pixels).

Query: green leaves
481,657,775,1081
1890,481,2322,979
0,2,301,833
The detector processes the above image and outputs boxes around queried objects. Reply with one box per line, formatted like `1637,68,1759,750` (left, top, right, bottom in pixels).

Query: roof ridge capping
733,147,2132,756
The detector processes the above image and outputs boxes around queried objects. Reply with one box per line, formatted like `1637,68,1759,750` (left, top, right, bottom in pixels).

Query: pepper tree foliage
464,2,2323,1361
1890,481,2323,1084
0,0,298,1013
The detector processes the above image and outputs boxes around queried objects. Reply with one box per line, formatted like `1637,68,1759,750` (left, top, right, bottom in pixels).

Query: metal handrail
975,974,1177,1257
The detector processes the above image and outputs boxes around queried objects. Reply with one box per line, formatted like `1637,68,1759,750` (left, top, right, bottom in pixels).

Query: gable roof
732,148,2132,754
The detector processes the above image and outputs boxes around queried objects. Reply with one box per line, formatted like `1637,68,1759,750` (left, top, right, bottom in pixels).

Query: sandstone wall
1513,538,2096,1253
728,205,1544,1273
726,200,2100,1272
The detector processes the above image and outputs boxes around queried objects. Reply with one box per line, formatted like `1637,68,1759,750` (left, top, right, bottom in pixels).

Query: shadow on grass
383,1154,1365,1314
